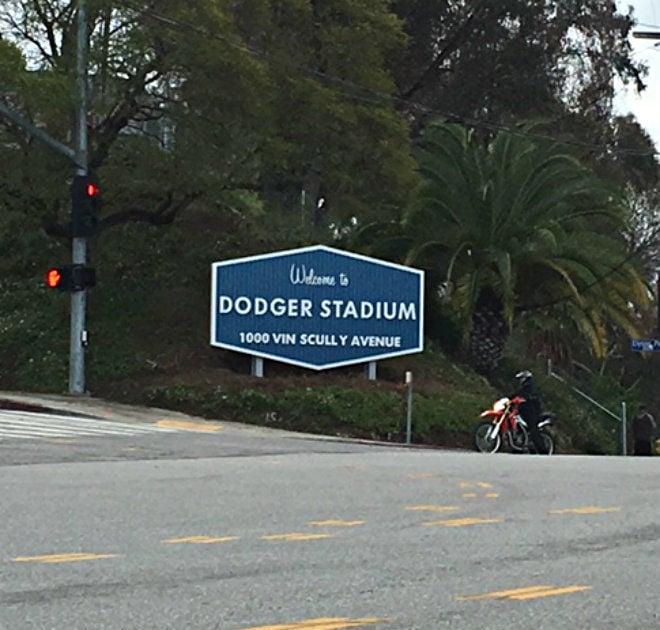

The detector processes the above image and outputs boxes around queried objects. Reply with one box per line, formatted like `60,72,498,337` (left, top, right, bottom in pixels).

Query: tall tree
388,0,657,190
0,0,416,251
361,122,649,374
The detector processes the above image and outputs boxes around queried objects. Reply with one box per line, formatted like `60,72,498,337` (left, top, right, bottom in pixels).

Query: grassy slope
0,215,639,455
91,344,497,450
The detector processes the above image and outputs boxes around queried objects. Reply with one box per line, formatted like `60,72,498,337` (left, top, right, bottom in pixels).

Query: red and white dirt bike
473,395,555,454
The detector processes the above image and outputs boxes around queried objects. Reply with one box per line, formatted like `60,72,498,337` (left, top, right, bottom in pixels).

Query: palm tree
399,122,648,374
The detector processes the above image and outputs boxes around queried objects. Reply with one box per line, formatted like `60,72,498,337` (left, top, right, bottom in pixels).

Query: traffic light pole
70,0,89,395
0,0,91,395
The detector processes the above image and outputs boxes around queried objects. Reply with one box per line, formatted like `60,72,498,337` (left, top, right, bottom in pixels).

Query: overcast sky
615,0,660,153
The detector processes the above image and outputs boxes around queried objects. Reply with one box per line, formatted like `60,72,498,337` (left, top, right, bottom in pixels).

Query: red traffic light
71,174,102,237
46,268,63,288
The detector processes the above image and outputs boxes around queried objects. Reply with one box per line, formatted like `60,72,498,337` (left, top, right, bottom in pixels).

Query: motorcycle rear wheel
528,431,555,455
473,421,502,454
540,431,554,455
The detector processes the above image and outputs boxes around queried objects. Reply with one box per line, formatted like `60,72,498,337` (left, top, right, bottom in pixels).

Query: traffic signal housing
71,174,101,237
45,265,96,292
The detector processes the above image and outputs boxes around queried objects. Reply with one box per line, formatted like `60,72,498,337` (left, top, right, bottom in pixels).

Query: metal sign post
621,402,627,457
251,357,264,378
405,371,413,445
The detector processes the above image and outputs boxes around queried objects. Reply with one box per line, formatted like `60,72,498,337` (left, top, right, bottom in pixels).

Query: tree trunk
468,289,508,374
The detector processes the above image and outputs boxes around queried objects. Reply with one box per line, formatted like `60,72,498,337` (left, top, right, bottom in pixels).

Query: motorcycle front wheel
473,421,502,454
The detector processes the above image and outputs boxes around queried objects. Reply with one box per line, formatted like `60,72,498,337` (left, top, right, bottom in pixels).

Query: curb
0,399,60,414
0,395,102,419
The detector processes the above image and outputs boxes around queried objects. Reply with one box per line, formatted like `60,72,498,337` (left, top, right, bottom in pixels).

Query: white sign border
209,245,424,370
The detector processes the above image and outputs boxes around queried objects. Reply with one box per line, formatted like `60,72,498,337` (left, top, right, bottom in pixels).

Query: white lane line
1,410,106,423
0,411,180,440
0,418,148,436
0,432,80,440
0,410,178,433
0,417,168,436
0,427,84,438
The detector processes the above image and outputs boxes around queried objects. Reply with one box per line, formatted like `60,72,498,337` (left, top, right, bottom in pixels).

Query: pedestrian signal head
46,268,63,289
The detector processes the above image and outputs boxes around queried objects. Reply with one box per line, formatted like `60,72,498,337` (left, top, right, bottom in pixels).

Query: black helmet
515,370,533,386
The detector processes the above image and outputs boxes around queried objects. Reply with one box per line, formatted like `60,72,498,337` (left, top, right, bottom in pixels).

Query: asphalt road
0,406,375,467
1,408,659,630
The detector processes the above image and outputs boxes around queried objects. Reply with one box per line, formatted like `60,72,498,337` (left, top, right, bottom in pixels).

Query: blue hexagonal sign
210,245,424,370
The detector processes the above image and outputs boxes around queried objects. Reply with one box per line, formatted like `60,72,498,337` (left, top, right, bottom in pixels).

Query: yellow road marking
458,585,553,601
476,482,492,488
422,517,504,527
308,520,365,527
44,438,74,444
458,585,591,601
459,482,473,488
12,553,118,564
162,535,239,544
549,507,621,515
463,491,498,498
407,473,438,479
405,505,459,513
156,419,221,433
260,533,334,541
510,586,592,600
239,618,386,629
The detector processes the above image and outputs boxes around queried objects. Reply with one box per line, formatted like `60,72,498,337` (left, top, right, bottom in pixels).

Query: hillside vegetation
0,209,645,456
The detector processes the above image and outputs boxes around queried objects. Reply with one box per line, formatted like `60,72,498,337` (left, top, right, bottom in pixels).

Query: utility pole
70,0,89,395
632,30,660,337
0,0,91,395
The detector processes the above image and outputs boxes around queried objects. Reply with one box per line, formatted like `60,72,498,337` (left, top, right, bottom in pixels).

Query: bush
146,380,487,447
0,279,69,391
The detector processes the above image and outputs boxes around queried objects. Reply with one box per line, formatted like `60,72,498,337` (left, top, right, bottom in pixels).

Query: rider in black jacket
512,370,547,454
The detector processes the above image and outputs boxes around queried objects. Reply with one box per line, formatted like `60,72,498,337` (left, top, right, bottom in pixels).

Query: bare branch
32,0,62,62
90,60,165,169
401,1,488,100
98,192,202,230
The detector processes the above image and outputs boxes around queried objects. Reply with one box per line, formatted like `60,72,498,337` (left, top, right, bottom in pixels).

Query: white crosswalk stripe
0,409,178,441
